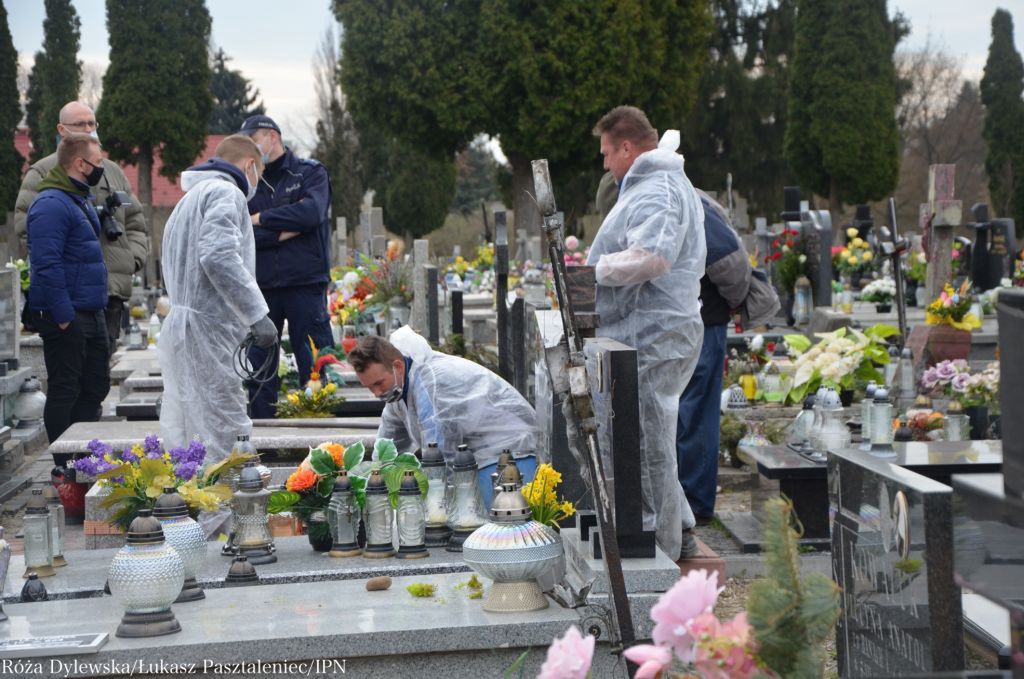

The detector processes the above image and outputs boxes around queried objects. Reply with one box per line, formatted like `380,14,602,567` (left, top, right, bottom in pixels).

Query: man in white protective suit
347,327,537,467
586,106,707,560
159,135,279,462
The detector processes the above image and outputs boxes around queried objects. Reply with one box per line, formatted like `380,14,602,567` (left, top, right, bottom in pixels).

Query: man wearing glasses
15,101,148,352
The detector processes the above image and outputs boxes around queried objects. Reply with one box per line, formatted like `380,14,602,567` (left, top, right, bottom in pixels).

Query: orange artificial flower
286,468,318,492
319,442,346,468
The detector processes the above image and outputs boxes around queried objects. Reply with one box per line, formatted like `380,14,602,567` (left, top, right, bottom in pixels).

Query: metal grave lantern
23,489,54,578
224,555,259,587
222,434,261,557
816,388,850,453
42,484,66,567
445,444,488,552
327,470,362,558
395,470,428,559
107,509,184,638
462,479,563,613
363,469,396,558
421,441,451,548
491,450,513,496
153,487,206,602
232,462,276,565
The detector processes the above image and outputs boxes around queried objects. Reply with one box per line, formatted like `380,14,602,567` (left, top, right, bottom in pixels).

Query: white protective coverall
585,132,706,560
379,326,538,467
159,164,269,463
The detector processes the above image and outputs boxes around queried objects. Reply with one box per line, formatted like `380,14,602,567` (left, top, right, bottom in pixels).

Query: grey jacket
15,153,149,300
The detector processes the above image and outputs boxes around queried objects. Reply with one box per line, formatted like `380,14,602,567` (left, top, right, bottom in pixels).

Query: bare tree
887,37,989,230
80,62,104,111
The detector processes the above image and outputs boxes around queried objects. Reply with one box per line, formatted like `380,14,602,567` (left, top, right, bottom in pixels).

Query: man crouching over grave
348,328,537,467
587,106,706,560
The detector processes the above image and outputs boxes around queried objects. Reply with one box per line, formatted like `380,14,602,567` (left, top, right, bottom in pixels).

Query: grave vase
874,303,892,313
963,405,989,440
303,511,333,552
905,280,918,307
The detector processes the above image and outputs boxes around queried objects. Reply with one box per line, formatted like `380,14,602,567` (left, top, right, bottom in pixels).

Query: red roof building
12,129,227,208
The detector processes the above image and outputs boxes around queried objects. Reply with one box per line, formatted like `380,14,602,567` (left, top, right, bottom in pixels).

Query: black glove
250,315,278,349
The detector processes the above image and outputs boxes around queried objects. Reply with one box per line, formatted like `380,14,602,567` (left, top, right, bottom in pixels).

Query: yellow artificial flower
846,227,858,238
847,256,859,266
288,393,300,405
325,383,337,394
560,500,576,518
851,237,864,248
862,251,873,262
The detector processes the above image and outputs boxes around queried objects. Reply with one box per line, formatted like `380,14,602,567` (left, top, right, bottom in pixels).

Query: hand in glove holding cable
249,315,278,348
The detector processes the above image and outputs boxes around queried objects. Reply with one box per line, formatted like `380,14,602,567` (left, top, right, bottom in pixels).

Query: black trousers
105,296,125,355
35,309,111,453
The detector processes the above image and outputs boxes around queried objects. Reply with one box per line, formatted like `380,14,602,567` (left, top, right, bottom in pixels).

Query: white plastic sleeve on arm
594,248,672,286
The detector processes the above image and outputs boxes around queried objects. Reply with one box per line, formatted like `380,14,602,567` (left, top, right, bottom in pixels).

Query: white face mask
245,162,259,201
380,366,403,403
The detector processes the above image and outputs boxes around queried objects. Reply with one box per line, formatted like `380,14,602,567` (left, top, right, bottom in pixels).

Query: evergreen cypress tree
98,0,212,206
208,48,265,134
980,9,1024,234
314,98,363,232
0,0,23,211
25,0,81,162
785,0,902,216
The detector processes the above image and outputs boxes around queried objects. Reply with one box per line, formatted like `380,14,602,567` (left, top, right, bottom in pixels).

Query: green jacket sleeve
107,163,149,273
14,164,47,260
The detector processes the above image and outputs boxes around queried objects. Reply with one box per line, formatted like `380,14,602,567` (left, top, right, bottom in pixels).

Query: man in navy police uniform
240,115,334,417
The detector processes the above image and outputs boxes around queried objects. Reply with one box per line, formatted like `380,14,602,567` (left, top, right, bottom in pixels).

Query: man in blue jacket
239,115,334,417
26,133,110,448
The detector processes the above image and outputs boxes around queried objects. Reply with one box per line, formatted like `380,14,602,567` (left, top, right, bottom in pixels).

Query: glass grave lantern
107,509,184,638
396,470,428,559
897,347,916,408
808,385,832,451
446,444,488,552
788,395,815,450
42,484,66,567
222,434,259,557
421,441,451,547
859,382,879,451
491,450,513,497
327,470,362,558
232,462,276,565
22,489,54,578
884,343,900,387
793,275,813,325
462,476,563,612
153,487,207,602
363,469,396,558
869,387,896,457
944,401,970,442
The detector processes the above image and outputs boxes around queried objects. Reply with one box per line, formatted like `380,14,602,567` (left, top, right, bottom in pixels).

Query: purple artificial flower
935,361,957,381
143,434,162,457
167,446,188,465
174,460,200,481
920,367,939,390
86,439,112,458
186,439,207,465
121,446,140,464
951,359,970,372
951,372,971,393
70,455,117,477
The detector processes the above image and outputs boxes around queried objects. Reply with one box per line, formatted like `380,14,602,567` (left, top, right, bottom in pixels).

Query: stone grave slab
830,447,965,677
0,570,659,677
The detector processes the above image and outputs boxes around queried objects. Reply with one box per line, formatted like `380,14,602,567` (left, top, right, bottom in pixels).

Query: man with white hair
15,101,149,351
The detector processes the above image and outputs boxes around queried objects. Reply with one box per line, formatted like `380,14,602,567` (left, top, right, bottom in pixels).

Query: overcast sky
9,0,1024,145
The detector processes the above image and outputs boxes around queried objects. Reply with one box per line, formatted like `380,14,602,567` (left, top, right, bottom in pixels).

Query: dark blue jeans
676,323,727,518
247,284,334,419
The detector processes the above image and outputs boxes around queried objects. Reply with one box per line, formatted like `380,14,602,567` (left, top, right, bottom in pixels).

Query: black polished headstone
425,265,439,345
830,447,965,677
495,211,511,383
996,289,1024,499
969,204,1017,293
451,290,463,336
510,297,528,398
584,337,655,559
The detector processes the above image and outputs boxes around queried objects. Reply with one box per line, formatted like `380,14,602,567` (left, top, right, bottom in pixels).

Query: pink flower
650,569,724,662
623,644,672,679
538,625,595,679
692,613,767,679
573,251,585,262
564,254,573,264
565,235,580,251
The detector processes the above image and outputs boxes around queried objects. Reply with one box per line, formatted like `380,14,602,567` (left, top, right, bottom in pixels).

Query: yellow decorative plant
925,281,981,331
520,463,575,527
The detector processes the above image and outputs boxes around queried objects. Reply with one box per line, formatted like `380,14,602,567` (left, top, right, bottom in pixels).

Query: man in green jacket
15,101,149,350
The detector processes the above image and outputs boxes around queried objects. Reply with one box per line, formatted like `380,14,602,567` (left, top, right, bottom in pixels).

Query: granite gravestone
425,265,439,345
830,447,965,677
494,212,511,383
969,204,1017,294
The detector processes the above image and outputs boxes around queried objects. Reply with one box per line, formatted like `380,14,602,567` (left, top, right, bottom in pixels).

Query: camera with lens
95,190,130,241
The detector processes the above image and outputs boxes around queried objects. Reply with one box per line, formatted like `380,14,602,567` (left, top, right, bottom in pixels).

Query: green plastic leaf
348,460,374,478
394,452,421,469
503,650,530,679
864,323,900,339
784,334,811,354
350,475,367,509
267,491,301,514
316,475,336,498
309,447,339,476
97,463,133,482
343,441,366,471
382,465,404,495
375,438,398,463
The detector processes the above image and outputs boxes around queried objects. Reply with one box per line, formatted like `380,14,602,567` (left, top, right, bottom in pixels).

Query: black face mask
82,159,105,187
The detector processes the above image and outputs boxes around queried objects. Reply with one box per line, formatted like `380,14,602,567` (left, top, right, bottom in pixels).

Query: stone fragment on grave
923,165,962,302
830,447,964,676
410,239,430,334
334,217,348,267
357,210,371,257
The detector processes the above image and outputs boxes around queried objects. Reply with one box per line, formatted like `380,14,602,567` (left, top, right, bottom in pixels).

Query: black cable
234,334,279,388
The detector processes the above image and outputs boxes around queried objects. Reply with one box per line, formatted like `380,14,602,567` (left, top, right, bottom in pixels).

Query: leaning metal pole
531,159,635,666
883,197,909,350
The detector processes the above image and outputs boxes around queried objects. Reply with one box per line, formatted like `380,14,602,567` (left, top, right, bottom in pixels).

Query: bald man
15,101,149,350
